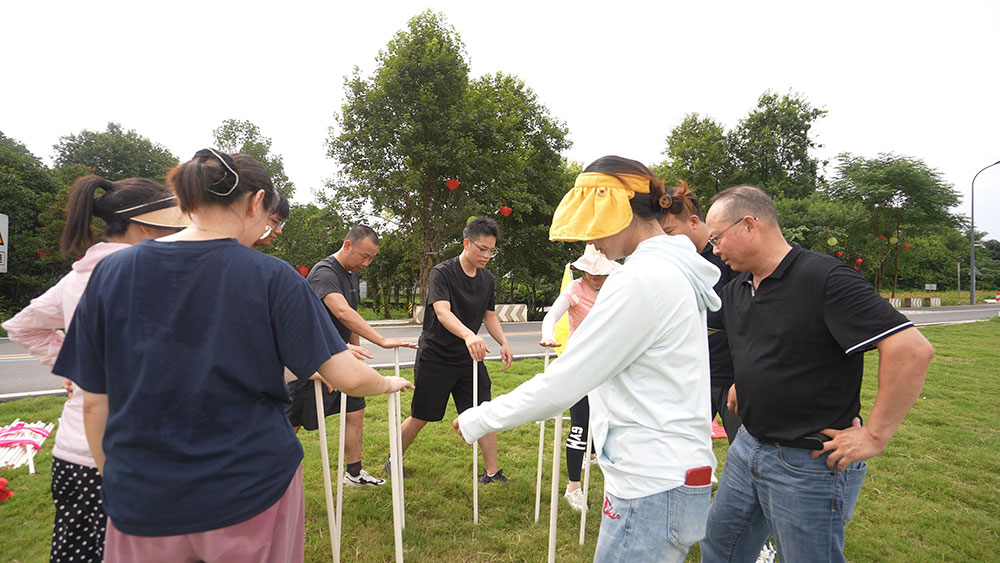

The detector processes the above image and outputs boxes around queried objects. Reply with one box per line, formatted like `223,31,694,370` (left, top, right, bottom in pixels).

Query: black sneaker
385,456,408,479
479,468,509,484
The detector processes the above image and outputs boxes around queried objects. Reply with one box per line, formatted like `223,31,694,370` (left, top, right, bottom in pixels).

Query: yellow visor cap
549,173,651,242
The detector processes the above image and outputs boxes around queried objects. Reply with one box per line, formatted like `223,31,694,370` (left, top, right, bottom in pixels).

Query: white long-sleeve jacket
2,242,130,467
458,235,721,498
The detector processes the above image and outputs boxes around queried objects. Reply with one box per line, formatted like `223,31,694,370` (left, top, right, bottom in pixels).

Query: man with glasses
393,216,513,483
287,225,417,488
700,185,934,562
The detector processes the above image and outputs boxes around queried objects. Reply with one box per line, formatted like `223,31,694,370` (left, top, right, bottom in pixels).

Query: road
3,305,999,400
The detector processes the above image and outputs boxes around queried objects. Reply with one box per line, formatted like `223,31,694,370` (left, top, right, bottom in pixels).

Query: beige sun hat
569,244,620,275
116,195,191,229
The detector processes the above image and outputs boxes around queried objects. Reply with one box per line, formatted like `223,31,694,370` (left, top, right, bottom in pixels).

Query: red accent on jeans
602,496,620,519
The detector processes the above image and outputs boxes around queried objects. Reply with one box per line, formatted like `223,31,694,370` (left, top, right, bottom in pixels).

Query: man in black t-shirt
288,225,417,488
394,217,513,483
659,183,741,443
700,186,934,563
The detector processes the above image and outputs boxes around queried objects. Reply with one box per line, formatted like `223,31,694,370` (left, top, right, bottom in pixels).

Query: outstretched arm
323,293,416,349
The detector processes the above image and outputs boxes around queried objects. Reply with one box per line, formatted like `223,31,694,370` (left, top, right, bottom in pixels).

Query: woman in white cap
538,244,619,511
456,155,721,562
3,174,190,563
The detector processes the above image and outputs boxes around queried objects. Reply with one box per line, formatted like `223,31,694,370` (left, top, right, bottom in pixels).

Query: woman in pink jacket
2,175,188,563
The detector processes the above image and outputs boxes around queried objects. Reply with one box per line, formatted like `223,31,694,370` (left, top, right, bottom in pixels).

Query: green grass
2,320,999,561
879,289,999,306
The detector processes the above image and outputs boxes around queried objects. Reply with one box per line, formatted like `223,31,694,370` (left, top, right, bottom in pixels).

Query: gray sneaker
385,456,408,479
479,468,509,484
343,468,385,487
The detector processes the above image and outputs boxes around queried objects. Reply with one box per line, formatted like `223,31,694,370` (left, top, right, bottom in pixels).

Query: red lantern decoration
855,258,863,264
903,244,911,249
297,266,309,277
853,266,860,271
879,235,886,240
445,178,460,191
499,205,512,217
835,251,844,258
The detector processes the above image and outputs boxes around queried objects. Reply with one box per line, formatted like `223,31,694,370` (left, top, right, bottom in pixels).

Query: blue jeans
701,427,867,563
594,484,711,562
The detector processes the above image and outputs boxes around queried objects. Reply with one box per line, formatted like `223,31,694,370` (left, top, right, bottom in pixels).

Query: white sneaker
343,468,385,487
564,486,587,512
755,540,776,563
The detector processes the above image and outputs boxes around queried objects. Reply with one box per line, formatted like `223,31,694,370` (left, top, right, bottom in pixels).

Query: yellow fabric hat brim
549,173,651,242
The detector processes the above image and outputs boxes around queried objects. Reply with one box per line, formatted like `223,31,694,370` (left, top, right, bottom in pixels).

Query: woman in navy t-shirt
55,149,412,562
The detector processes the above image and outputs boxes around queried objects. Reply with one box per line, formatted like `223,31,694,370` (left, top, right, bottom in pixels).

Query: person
52,149,412,563
396,217,513,483
253,192,289,248
2,175,189,563
538,244,618,511
658,181,741,443
286,225,417,487
700,185,934,563
455,156,722,562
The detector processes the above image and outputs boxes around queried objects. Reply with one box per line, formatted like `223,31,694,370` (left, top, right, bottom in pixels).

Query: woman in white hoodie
2,175,188,563
455,155,721,562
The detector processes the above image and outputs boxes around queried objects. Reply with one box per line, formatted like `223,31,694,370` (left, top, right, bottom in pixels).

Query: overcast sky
4,0,999,241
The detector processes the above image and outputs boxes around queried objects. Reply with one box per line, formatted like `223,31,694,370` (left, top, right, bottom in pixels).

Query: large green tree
212,119,294,197
728,91,827,199
655,113,735,208
825,153,962,293
328,11,571,302
53,122,178,181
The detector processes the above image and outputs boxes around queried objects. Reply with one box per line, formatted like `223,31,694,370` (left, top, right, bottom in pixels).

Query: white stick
534,348,551,523
336,391,347,557
313,380,339,562
394,348,405,529
473,359,479,524
579,420,593,545
548,411,562,563
387,389,404,562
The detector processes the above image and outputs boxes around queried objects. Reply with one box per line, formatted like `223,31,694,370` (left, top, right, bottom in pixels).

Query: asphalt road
3,306,999,400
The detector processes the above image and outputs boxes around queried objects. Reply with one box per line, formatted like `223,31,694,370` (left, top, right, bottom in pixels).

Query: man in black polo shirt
288,225,417,488
700,185,934,563
394,217,513,483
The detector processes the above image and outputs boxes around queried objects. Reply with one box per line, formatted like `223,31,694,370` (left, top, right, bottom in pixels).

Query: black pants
50,456,106,563
565,396,594,482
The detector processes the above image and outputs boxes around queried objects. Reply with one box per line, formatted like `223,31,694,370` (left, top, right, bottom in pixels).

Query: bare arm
315,349,413,396
815,327,934,470
482,310,512,369
322,293,416,349
433,300,489,361
82,390,109,474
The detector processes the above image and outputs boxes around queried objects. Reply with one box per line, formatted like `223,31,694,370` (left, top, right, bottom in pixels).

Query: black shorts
286,378,366,431
409,353,491,422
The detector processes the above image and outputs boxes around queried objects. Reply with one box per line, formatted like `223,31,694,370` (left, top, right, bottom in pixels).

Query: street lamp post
970,160,1000,305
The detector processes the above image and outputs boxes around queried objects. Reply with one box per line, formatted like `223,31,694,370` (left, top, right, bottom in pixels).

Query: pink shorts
104,465,304,563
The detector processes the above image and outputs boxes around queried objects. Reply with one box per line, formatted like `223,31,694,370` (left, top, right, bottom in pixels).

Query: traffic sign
0,213,8,274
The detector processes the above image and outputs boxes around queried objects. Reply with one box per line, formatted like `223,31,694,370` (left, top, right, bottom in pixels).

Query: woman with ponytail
3,175,189,563
52,149,411,562
456,156,723,561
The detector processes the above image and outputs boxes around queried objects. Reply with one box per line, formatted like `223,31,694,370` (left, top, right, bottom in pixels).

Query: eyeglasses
270,218,285,230
472,240,499,258
708,217,757,249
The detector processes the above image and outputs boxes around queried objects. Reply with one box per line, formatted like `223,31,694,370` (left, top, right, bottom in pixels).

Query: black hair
169,149,276,214
346,225,379,245
709,185,779,224
463,216,500,242
61,175,172,255
582,155,667,221
273,193,290,220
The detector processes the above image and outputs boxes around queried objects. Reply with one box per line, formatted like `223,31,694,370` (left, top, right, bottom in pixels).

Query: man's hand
727,384,738,414
538,339,559,348
499,342,512,370
381,337,418,350
812,417,885,471
309,372,335,392
348,344,374,361
383,376,415,394
465,334,489,361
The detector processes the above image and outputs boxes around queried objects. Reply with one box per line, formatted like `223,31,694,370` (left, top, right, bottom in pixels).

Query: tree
826,153,962,293
266,202,344,270
728,91,827,199
0,131,63,310
655,113,736,207
328,11,571,302
53,122,178,181
212,119,295,197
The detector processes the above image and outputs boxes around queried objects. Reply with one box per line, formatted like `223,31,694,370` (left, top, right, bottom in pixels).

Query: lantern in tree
499,205,512,217
445,178,460,191
853,266,860,271
855,258,863,265
827,237,838,246
835,251,844,258
903,244,910,249
297,266,309,277
879,235,886,240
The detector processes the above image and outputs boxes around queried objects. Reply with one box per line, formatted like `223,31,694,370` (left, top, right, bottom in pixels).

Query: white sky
4,0,1000,241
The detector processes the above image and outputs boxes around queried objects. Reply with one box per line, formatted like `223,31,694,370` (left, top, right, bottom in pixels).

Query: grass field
2,319,999,561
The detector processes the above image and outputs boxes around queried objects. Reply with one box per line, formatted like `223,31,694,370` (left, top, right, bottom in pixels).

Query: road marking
0,354,36,363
